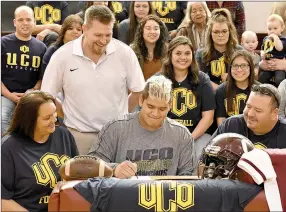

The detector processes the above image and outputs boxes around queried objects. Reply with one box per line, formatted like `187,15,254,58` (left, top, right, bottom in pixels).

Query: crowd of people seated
1,1,286,212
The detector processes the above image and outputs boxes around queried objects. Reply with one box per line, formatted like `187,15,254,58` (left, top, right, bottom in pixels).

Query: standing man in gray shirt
89,75,195,178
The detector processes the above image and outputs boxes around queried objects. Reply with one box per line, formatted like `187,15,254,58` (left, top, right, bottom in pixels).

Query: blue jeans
1,96,16,136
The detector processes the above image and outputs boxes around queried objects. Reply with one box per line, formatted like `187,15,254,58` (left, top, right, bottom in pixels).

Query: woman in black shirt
1,91,78,212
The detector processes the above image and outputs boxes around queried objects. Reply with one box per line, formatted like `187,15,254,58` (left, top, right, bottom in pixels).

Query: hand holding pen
126,156,138,179
113,157,138,179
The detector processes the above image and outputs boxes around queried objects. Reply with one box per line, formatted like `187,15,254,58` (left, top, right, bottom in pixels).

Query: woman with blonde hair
177,2,211,51
195,8,243,90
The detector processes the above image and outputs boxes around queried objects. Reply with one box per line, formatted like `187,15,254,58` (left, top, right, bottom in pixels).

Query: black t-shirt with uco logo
26,1,68,25
152,1,187,31
215,82,252,118
1,126,78,212
1,34,46,93
167,71,216,133
74,177,262,212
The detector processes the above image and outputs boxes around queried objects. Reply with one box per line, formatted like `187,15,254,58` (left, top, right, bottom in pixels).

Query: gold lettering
34,7,43,22
51,9,61,23
138,182,195,212
152,1,177,17
6,53,17,65
32,153,70,189
20,54,29,66
138,182,157,209
210,56,225,77
177,184,194,209
34,5,61,24
174,119,193,127
172,88,197,116
156,182,177,212
225,93,247,116
32,163,51,185
264,39,275,53
42,5,53,24
32,56,41,68
166,2,176,10
39,195,50,204
112,2,123,13
160,18,174,24
42,154,61,188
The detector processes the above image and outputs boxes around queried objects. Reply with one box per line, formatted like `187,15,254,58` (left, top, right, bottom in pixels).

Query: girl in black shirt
215,50,259,126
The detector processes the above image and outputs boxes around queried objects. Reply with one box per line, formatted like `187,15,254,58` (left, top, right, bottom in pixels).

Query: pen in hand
126,156,138,179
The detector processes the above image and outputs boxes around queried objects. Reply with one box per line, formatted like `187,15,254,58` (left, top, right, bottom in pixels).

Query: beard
92,42,107,56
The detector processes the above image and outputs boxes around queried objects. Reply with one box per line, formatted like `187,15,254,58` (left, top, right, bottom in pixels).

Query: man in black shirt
1,5,46,136
213,84,286,148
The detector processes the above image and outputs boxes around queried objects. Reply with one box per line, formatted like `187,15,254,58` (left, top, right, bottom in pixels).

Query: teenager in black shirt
195,8,243,90
162,36,216,164
213,84,286,148
1,91,78,212
216,50,259,126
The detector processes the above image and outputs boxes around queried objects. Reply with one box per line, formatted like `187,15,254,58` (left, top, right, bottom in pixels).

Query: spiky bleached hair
143,75,173,102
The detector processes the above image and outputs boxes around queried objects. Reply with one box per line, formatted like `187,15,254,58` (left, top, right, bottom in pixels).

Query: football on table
59,155,113,181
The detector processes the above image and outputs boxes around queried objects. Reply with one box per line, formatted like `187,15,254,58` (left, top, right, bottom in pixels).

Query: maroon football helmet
200,133,254,179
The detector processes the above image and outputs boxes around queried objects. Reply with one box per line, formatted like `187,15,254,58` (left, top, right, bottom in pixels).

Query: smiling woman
131,15,169,80
161,36,216,166
41,15,83,77
118,1,154,45
195,8,243,91
177,2,211,51
1,91,78,212
215,50,260,126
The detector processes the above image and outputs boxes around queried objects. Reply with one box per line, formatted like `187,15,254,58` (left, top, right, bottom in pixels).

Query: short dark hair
6,91,56,138
84,5,115,26
251,84,281,109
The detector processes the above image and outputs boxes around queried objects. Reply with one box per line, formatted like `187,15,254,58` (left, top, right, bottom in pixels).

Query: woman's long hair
226,50,256,112
128,1,154,44
132,15,168,61
203,8,238,65
6,91,56,139
185,2,211,25
162,36,200,96
53,15,83,47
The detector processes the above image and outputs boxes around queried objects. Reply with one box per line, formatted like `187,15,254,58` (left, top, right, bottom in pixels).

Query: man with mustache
41,5,145,155
212,84,286,149
1,5,46,137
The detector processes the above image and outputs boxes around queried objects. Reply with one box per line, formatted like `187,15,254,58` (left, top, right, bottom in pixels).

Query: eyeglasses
212,30,229,35
251,84,280,107
231,64,249,70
